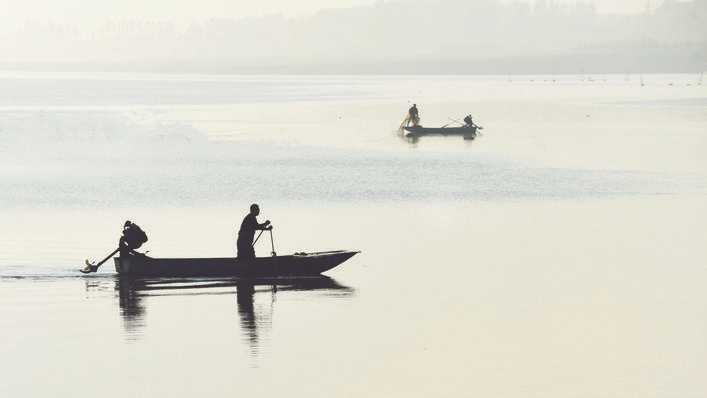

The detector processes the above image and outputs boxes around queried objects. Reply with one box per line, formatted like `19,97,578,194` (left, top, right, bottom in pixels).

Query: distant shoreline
1,48,705,76
0,70,704,79
0,66,704,76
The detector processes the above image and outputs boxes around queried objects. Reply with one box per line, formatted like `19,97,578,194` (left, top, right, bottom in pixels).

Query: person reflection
236,283,258,346
115,277,146,338
113,276,354,348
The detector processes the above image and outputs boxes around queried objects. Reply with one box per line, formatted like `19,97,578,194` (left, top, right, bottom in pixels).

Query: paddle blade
80,265,99,273
80,260,98,274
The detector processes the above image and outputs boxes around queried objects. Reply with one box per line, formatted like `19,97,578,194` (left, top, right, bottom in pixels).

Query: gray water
1,73,706,397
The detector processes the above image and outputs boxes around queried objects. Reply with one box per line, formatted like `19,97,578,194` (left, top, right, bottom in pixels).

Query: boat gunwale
128,249,358,262
403,125,477,136
113,249,359,277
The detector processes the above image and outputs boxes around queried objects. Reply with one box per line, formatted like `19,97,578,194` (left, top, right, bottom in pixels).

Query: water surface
1,73,706,397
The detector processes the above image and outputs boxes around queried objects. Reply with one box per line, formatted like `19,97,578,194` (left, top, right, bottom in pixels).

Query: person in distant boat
407,104,420,127
237,204,272,259
463,114,476,128
119,221,148,256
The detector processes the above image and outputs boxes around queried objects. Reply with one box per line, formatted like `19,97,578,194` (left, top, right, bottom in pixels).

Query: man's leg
237,240,255,260
118,237,128,257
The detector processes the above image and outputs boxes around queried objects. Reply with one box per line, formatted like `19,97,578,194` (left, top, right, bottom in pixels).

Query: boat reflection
396,129,477,145
114,276,354,348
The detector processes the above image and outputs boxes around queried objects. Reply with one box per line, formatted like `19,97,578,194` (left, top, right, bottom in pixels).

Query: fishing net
398,113,420,132
399,114,411,131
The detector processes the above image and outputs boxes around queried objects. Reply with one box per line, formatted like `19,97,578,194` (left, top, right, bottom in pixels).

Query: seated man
119,220,148,256
237,204,272,260
463,114,475,127
80,220,147,273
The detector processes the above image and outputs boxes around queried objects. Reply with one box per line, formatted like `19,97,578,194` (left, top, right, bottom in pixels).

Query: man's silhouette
237,204,271,259
408,104,420,126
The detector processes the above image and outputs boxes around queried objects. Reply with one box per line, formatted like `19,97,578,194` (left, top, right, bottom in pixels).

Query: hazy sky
3,0,374,20
0,0,663,22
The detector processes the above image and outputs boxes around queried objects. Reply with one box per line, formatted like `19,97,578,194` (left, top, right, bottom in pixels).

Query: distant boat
403,125,477,139
114,251,359,277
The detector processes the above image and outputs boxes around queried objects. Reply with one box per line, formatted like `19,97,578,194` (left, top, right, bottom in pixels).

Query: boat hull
404,126,476,137
114,250,358,277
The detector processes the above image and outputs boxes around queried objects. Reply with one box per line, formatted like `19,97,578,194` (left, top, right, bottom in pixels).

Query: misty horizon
1,0,706,74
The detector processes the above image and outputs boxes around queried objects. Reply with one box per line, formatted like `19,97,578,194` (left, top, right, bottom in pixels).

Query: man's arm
257,220,272,230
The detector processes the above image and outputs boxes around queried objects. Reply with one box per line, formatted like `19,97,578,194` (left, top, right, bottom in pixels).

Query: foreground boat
114,250,359,277
404,125,477,138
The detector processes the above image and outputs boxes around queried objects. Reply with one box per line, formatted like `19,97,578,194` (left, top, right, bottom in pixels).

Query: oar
252,230,265,247
80,247,120,273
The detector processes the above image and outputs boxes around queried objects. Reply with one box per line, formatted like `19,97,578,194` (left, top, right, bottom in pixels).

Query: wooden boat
404,125,477,138
113,250,359,277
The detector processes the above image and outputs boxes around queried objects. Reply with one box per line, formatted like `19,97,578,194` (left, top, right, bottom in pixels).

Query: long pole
252,230,264,247
269,229,276,257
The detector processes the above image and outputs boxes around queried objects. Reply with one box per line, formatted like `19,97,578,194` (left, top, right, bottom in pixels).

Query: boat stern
114,256,132,274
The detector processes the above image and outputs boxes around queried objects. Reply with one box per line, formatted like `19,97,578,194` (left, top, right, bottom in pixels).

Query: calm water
1,73,706,397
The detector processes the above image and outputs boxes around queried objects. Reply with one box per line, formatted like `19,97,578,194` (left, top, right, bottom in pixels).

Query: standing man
407,103,420,126
237,204,272,259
